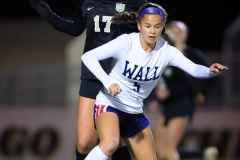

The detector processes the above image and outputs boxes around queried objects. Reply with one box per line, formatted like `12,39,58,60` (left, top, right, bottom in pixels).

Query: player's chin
146,39,157,46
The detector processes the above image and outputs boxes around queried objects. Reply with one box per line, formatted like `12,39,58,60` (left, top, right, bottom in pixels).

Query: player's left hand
209,63,228,73
107,83,122,97
30,0,53,21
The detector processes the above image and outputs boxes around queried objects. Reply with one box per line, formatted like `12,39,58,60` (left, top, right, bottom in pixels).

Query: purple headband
138,7,165,21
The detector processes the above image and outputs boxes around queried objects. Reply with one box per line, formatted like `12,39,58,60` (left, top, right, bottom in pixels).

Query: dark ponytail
111,11,138,23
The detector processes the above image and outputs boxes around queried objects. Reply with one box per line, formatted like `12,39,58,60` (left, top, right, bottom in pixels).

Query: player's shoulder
111,32,138,50
156,37,170,51
118,32,138,41
159,37,168,45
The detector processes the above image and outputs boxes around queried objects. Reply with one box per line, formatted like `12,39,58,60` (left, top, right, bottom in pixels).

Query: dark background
1,0,239,52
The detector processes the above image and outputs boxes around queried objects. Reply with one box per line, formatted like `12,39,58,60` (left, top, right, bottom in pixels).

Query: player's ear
137,22,141,31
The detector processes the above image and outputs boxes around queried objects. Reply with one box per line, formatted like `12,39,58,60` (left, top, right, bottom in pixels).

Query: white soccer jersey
81,32,218,114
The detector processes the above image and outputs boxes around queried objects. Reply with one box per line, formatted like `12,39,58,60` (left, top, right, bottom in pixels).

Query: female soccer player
81,2,228,160
30,0,148,159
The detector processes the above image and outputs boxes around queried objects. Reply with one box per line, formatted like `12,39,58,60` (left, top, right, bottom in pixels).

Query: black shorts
161,96,195,126
79,79,103,99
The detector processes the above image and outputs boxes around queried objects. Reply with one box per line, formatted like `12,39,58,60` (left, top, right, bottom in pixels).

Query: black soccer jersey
49,0,148,80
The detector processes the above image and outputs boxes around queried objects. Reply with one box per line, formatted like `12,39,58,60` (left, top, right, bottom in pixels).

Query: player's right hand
209,63,228,73
30,0,53,21
107,83,122,97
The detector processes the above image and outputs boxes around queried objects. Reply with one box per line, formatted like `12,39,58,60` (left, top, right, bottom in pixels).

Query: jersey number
94,15,113,33
133,82,141,92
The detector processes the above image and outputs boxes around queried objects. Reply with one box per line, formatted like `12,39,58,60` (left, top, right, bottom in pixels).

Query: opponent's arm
30,0,85,36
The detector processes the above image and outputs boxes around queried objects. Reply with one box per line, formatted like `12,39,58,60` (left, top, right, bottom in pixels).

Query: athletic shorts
161,96,195,126
94,104,149,138
79,79,103,99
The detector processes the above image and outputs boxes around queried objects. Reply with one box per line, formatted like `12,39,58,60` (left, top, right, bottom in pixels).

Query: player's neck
139,36,156,53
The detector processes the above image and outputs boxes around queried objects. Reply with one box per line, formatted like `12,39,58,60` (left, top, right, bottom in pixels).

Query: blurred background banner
0,0,240,160
0,107,239,160
0,107,77,160
145,108,240,160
